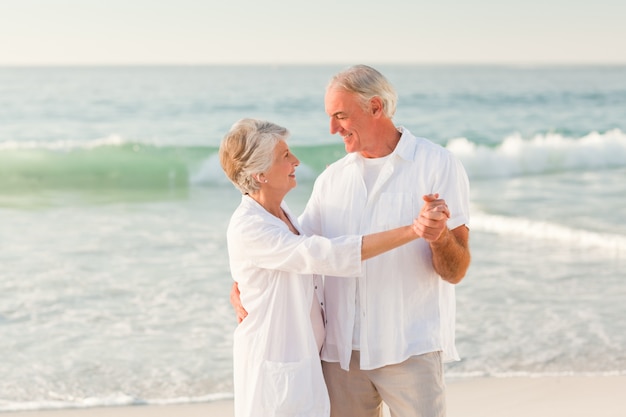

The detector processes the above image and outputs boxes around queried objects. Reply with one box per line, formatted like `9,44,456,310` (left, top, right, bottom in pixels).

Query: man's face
324,88,375,156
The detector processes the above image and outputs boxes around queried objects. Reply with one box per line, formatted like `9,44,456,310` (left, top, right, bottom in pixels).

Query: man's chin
344,142,357,154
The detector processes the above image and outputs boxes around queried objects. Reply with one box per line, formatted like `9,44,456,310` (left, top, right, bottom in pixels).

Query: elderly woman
219,119,419,417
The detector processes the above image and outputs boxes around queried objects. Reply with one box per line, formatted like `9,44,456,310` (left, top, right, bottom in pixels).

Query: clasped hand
412,193,450,243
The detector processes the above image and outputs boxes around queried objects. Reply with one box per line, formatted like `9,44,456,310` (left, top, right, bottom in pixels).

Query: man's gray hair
327,64,398,118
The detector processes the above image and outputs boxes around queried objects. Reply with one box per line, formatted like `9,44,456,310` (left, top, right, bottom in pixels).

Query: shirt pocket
374,192,416,229
260,357,325,415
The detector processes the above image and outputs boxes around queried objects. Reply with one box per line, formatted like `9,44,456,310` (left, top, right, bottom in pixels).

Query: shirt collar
392,126,417,162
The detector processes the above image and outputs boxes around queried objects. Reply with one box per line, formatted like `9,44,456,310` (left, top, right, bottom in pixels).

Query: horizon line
2,61,626,68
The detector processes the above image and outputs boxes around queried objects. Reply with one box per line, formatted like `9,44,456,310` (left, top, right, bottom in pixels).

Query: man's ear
370,96,384,116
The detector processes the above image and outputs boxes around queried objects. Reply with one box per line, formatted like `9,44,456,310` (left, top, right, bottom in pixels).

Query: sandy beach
2,376,624,416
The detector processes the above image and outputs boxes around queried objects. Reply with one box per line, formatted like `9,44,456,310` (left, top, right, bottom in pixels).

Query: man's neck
360,125,402,159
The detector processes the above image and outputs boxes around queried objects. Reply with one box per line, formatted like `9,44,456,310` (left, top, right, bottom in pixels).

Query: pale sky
1,0,625,65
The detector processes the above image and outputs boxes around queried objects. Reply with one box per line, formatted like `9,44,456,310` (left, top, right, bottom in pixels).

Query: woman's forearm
361,225,418,261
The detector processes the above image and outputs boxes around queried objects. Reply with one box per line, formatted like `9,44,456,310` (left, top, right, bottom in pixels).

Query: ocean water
1,65,625,412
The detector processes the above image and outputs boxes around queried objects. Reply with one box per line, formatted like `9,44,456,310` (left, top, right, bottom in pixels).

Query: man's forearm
430,226,470,284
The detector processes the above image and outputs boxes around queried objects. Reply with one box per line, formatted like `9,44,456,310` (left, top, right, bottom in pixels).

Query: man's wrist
430,227,450,248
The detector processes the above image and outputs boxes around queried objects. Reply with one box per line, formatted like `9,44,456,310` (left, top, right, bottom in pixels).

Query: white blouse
227,195,362,417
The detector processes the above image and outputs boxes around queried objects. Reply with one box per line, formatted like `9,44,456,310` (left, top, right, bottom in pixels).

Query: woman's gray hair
219,118,289,194
327,64,397,118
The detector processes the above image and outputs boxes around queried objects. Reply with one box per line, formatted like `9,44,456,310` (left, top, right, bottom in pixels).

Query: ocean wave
0,136,204,190
448,129,626,179
0,135,331,190
1,130,624,190
0,392,234,413
471,212,626,252
446,370,626,380
0,135,129,151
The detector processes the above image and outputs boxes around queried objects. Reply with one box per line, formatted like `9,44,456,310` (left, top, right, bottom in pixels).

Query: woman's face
263,140,300,193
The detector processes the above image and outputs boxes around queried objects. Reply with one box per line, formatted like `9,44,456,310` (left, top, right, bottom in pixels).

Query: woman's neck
249,190,299,235
249,191,284,218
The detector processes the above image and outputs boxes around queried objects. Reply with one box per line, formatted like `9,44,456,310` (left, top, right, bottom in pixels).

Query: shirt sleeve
437,152,471,230
228,211,362,278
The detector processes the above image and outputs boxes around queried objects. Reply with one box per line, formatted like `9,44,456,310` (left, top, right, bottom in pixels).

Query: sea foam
448,129,626,178
471,211,626,252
